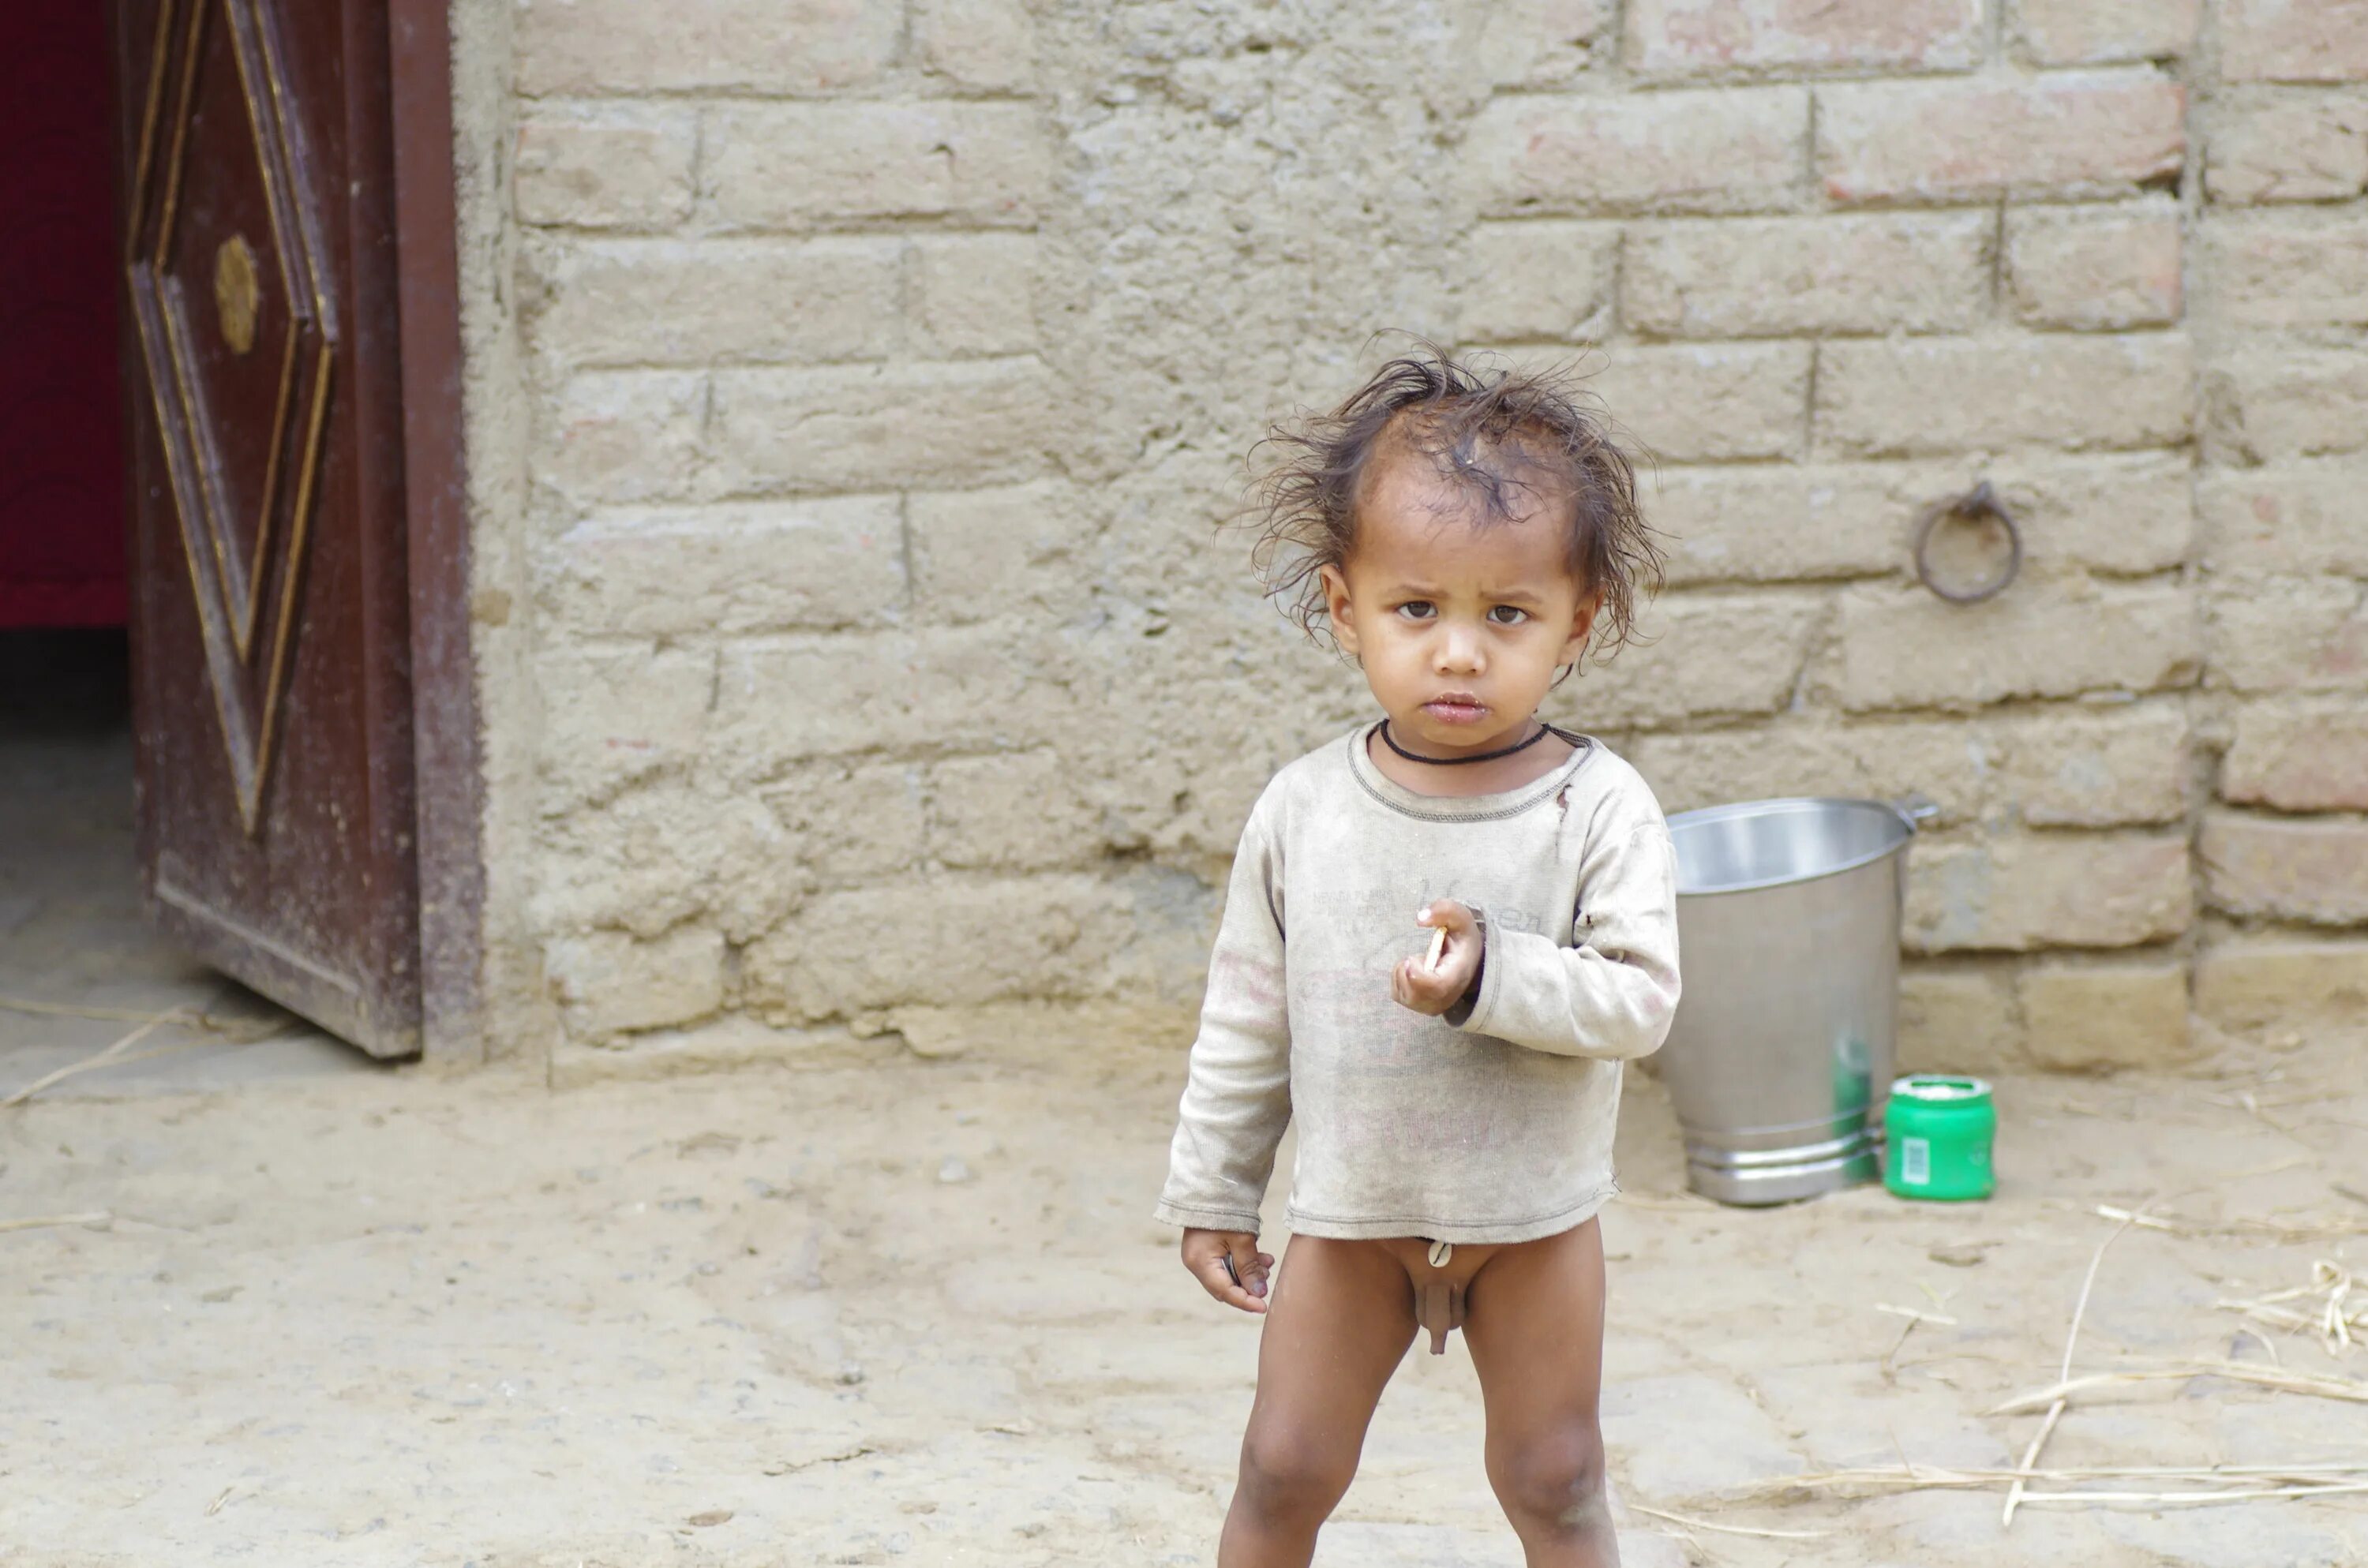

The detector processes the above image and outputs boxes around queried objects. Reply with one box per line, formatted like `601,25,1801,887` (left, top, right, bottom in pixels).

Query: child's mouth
1422,697,1489,725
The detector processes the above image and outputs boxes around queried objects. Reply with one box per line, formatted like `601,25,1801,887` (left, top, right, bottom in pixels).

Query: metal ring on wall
1913,481,2022,605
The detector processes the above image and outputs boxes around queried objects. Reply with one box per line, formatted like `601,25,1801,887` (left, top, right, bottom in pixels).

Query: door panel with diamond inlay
114,0,422,1054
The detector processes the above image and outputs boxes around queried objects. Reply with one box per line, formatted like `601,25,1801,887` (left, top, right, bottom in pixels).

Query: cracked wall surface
463,0,2368,1075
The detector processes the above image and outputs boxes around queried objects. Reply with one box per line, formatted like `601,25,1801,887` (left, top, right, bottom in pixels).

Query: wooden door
114,0,422,1055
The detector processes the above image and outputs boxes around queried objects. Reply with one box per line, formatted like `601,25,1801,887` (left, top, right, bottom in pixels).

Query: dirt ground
3,1019,2365,1567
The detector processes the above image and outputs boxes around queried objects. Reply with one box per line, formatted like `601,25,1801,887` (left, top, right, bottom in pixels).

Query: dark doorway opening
0,630,373,1094
1,8,128,631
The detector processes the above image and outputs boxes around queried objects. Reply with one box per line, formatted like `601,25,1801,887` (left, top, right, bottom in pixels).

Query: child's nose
1435,627,1485,672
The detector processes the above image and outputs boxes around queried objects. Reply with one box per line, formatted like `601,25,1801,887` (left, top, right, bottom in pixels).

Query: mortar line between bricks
515,88,1047,107
1987,196,2007,321
1802,82,1822,215
521,219,1045,239
693,373,717,495
897,494,917,615
1800,341,1819,461
893,233,918,361
1654,562,2191,596
1606,220,1628,341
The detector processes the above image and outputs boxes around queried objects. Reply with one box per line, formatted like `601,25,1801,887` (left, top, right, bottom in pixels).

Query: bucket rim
1891,1073,1994,1103
1668,795,1917,896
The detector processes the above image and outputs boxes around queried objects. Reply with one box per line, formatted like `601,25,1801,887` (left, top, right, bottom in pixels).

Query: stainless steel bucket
1659,798,1930,1206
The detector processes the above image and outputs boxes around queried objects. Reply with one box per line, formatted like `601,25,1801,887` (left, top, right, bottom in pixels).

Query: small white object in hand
1425,923,1448,972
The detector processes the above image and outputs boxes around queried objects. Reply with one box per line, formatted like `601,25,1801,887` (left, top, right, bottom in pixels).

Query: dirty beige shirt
1154,724,1682,1245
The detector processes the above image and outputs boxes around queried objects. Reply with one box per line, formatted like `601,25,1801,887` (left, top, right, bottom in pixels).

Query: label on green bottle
1900,1136,1930,1186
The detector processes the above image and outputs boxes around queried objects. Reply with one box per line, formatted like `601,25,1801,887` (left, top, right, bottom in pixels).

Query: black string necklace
1378,718,1554,767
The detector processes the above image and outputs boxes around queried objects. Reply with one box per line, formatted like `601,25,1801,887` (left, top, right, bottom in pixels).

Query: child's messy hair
1246,346,1662,666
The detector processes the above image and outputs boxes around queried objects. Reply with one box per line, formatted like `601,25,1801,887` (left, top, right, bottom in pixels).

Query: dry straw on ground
1741,1462,2368,1507
2217,1260,2362,1357
0,1009,192,1108
0,993,249,1030
0,994,290,1109
1999,1202,2144,1525
1744,1197,2368,1523
1989,1359,2368,1414
1627,1503,1832,1542
2093,1200,2368,1244
0,1212,112,1234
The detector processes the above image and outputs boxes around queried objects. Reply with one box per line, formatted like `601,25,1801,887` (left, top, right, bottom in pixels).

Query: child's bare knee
1235,1423,1357,1524
1491,1424,1609,1531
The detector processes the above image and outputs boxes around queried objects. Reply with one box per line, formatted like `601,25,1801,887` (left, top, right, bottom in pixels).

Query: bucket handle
1891,794,1939,833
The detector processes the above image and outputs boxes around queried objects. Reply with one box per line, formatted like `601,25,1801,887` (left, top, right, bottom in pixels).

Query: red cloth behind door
0,6,129,627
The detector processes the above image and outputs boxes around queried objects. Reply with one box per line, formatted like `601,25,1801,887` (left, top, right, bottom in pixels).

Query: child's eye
1397,601,1437,621
1488,605,1530,626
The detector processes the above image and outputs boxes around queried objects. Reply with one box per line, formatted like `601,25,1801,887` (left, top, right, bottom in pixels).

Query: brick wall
2184,0,2368,1065
482,0,2368,1075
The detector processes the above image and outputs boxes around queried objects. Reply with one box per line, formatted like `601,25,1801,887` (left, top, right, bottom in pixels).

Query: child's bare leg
1461,1218,1618,1568
1221,1235,1417,1567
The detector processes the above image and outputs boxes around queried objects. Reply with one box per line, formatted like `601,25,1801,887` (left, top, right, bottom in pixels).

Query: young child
1153,350,1680,1567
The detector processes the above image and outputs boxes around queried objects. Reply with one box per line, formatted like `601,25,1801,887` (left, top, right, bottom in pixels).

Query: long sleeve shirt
1153,722,1682,1245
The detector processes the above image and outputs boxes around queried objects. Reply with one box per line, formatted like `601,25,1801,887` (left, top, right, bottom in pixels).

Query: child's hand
1392,900,1480,1016
1182,1228,1272,1314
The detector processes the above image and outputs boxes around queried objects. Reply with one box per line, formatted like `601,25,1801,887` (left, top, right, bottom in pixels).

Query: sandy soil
2,1027,2365,1567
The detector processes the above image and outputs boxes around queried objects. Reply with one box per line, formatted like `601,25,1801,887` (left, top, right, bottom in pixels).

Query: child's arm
1443,813,1681,1061
1152,803,1293,1267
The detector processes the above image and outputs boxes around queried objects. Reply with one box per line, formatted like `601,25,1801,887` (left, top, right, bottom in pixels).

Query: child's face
1317,455,1599,757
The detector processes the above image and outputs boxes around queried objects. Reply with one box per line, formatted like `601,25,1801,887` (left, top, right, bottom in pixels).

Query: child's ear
1561,589,1602,666
1318,563,1360,656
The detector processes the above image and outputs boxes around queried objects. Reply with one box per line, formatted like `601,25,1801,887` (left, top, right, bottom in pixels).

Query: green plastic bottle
1884,1076,1995,1201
